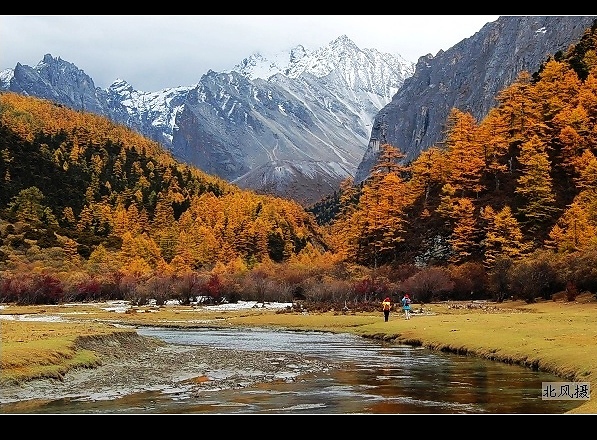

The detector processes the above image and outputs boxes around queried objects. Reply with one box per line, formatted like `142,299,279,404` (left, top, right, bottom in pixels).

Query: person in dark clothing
382,297,391,322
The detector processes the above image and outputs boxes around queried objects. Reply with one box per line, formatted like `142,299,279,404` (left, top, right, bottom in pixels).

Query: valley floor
1,297,595,414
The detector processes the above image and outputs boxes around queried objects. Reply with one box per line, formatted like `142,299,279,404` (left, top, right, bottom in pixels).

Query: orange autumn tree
448,197,480,264
494,71,541,145
343,144,411,267
534,58,582,124
577,73,597,149
369,143,408,180
442,109,485,199
324,177,361,260
119,231,165,278
515,134,559,236
557,121,588,173
408,146,445,206
482,205,528,269
574,149,597,190
546,198,597,253
151,191,178,263
477,107,511,191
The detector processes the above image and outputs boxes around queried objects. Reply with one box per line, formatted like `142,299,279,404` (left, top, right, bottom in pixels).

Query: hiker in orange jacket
382,297,391,322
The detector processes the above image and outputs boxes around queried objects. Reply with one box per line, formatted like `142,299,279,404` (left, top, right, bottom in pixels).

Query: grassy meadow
1,296,595,414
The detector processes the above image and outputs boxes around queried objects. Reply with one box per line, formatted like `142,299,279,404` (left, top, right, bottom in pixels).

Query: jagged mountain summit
0,53,193,149
355,15,597,183
0,36,415,206
175,35,414,205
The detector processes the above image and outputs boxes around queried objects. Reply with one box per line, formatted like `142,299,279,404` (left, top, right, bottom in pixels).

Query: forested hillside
2,23,597,307
317,22,597,303
0,93,334,305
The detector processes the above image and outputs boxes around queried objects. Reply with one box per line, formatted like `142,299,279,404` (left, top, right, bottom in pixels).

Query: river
0,326,583,414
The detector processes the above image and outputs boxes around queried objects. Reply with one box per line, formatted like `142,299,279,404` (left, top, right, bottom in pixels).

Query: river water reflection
4,327,584,414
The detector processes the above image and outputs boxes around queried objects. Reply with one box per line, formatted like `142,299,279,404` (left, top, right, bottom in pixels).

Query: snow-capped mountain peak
109,78,134,93
1,37,416,205
232,48,298,80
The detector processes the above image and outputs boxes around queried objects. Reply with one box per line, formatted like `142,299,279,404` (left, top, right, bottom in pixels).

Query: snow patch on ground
0,300,293,322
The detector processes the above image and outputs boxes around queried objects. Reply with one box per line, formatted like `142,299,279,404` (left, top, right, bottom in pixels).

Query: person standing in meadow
401,294,412,320
382,297,391,322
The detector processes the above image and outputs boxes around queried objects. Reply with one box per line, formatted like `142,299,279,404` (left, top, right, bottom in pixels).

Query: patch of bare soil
0,332,342,405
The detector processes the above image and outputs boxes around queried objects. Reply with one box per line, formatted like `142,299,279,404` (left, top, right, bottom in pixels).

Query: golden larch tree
447,197,479,264
443,109,485,198
482,205,528,268
546,189,597,253
477,107,511,191
515,134,558,233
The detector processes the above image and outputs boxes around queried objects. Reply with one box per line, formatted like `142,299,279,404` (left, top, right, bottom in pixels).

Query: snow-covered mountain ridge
1,36,414,206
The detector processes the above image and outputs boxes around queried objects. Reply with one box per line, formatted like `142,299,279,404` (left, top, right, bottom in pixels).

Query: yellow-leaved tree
546,194,597,253
482,205,528,268
515,134,559,235
349,144,411,267
447,197,479,264
443,109,485,198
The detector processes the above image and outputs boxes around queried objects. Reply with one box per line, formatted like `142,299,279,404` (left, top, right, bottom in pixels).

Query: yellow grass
1,296,596,413
0,319,129,383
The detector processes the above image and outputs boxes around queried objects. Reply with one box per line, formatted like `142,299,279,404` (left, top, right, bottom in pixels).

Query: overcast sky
1,15,501,91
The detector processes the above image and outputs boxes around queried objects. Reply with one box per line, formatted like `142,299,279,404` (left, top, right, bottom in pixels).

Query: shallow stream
1,326,583,414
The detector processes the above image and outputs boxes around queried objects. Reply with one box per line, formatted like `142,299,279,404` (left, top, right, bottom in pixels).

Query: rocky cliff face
3,54,109,114
355,15,597,183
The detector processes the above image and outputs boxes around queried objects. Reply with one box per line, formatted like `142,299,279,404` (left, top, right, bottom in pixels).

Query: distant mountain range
2,16,596,207
0,35,414,206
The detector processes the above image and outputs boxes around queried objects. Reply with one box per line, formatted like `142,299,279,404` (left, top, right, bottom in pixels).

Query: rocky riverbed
0,331,342,407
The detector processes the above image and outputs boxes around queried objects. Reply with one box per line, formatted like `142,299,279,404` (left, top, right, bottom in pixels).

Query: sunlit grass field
1,296,595,414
